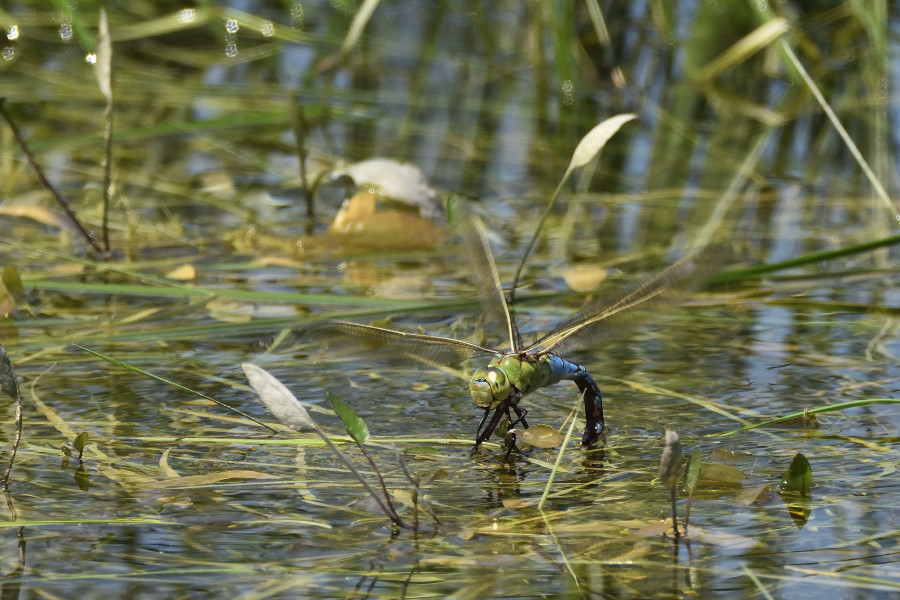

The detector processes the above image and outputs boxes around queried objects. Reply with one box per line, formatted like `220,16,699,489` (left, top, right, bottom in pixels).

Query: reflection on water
0,0,897,598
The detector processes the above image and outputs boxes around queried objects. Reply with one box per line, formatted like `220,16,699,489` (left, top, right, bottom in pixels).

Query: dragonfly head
469,366,510,409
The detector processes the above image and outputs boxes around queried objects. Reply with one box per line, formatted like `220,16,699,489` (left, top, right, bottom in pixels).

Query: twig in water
0,99,104,254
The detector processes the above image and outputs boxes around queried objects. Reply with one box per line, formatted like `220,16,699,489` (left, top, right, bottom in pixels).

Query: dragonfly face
469,364,510,409
469,353,556,410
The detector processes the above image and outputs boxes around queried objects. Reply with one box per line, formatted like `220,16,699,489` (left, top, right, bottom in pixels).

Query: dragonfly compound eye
469,366,510,408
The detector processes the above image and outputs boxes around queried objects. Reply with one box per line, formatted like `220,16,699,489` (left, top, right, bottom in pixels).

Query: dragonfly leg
509,404,529,429
574,374,604,446
472,406,506,453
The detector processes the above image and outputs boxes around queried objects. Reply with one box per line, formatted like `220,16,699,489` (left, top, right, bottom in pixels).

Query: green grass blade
72,345,276,432
712,233,900,284
712,398,900,436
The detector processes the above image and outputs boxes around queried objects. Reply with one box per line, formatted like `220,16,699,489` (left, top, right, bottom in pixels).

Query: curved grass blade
453,198,520,351
711,398,900,437
510,114,638,305
306,321,496,367
73,344,277,432
530,244,726,355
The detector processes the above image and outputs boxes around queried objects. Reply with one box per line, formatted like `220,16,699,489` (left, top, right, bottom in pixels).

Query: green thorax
468,353,554,409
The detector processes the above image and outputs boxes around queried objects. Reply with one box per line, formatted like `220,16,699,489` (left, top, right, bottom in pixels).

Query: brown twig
0,98,104,254
288,90,314,234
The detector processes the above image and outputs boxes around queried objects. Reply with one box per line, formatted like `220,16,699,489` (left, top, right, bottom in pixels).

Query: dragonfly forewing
455,200,522,352
528,244,727,356
306,321,496,368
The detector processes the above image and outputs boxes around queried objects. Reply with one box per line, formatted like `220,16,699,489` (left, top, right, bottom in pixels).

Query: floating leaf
327,191,449,250
327,391,370,445
683,448,702,494
516,423,563,448
565,113,637,175
781,452,812,497
658,430,682,488
699,462,746,486
242,363,314,431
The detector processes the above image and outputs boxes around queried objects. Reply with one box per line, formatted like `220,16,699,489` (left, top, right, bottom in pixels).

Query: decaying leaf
327,191,449,250
330,159,442,218
242,363,315,431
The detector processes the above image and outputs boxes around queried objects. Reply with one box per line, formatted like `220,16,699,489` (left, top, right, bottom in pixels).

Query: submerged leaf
698,462,746,486
516,424,563,448
327,391,370,445
242,363,315,431
327,191,449,250
781,452,812,497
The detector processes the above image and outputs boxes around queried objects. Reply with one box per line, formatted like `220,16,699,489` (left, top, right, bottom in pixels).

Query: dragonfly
309,204,723,452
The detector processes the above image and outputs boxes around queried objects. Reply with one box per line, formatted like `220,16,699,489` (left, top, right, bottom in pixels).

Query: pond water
0,1,898,598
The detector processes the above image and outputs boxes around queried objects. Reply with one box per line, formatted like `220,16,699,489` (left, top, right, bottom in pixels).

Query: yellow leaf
562,264,607,292
165,264,196,281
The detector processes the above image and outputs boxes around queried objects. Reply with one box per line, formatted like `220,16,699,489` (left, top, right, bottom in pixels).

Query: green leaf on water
684,448,702,494
327,391,370,445
73,431,89,456
781,452,812,497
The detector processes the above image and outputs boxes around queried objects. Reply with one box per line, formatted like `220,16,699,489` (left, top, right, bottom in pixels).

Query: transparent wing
527,244,727,355
455,199,521,351
306,321,497,368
